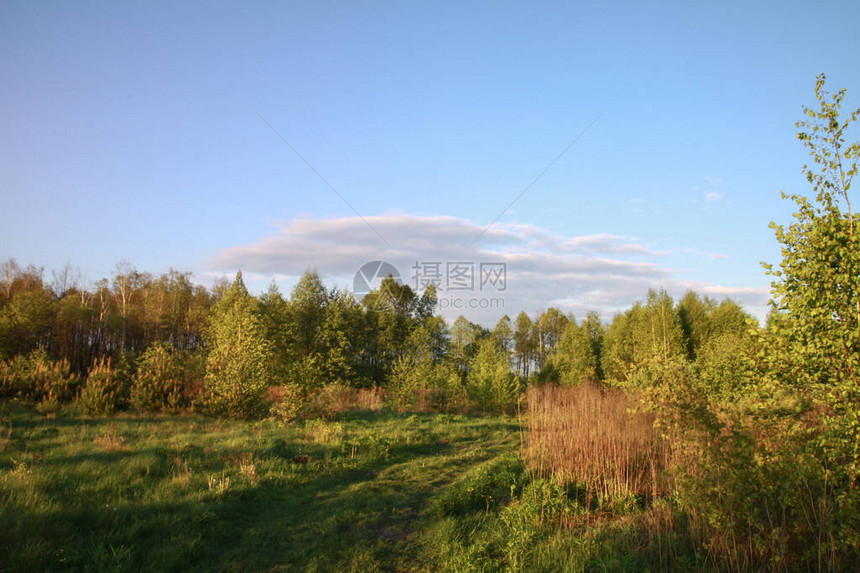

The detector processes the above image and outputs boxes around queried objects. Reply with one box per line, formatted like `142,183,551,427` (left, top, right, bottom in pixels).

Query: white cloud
704,192,723,203
676,247,729,260
206,214,769,324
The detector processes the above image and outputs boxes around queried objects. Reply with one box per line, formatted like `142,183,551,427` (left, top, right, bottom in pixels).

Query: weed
237,453,257,484
207,473,231,497
95,423,125,451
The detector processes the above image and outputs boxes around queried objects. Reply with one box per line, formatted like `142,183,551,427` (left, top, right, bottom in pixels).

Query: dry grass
94,423,125,452
355,387,385,411
522,383,670,506
237,453,257,484
169,452,191,483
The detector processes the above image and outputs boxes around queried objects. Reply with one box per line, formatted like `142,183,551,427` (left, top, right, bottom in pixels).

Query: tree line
0,251,755,417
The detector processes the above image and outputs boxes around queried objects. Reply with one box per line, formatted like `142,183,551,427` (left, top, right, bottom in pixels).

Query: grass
0,403,520,572
0,396,702,572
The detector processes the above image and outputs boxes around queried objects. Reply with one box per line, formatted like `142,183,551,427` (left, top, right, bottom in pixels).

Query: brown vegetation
522,383,670,507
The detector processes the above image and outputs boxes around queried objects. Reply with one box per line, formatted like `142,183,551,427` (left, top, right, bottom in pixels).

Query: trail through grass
1,403,703,572
0,405,519,572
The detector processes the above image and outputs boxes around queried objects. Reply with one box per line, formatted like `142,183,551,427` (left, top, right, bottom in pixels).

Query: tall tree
467,337,518,414
535,307,568,370
514,311,537,378
288,270,329,359
765,73,860,388
602,290,684,387
204,272,273,418
414,283,438,321
449,315,484,377
551,315,602,386
259,281,293,383
492,315,514,362
677,290,716,360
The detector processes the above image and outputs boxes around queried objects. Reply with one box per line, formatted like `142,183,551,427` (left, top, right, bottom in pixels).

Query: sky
2,1,859,325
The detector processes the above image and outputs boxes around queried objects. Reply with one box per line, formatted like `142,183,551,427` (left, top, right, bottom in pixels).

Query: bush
388,356,466,413
79,357,128,416
0,350,80,409
0,359,15,399
267,383,306,425
665,376,860,571
130,343,187,413
305,382,355,420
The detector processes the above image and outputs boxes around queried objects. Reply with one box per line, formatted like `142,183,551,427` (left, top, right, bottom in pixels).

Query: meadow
0,394,699,572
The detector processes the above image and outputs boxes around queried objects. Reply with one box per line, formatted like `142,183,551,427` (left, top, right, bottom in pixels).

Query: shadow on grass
0,405,520,572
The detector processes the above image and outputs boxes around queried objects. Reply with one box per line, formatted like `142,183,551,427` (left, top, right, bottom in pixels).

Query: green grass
0,403,701,572
0,404,520,572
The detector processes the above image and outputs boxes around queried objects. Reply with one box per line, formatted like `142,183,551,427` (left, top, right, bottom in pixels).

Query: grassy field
0,402,698,572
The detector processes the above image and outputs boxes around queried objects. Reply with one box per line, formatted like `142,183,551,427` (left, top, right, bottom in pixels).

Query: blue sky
2,1,858,323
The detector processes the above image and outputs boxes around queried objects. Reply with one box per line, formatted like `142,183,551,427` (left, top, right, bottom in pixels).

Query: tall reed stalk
522,383,669,506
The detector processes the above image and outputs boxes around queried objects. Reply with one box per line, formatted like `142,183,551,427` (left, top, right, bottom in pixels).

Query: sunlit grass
0,404,521,571
0,400,703,571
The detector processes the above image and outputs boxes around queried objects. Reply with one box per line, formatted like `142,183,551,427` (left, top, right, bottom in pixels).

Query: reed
522,383,669,507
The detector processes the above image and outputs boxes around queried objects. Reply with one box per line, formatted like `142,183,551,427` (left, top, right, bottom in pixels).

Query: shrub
0,360,15,399
0,350,80,409
355,387,385,411
664,374,860,571
267,383,306,425
79,357,128,416
466,338,519,414
286,354,325,392
305,382,355,420
130,343,186,413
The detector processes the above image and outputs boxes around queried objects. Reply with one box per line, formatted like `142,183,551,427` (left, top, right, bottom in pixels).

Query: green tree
317,288,368,385
0,264,54,360
676,290,715,360
389,316,463,411
513,312,537,378
259,281,293,383
413,283,438,321
668,76,860,569
204,272,273,418
602,290,684,388
763,74,860,551
765,73,860,388
288,269,329,359
492,315,514,355
535,307,568,370
79,357,128,416
449,315,484,378
131,342,186,413
551,318,599,386
466,337,518,414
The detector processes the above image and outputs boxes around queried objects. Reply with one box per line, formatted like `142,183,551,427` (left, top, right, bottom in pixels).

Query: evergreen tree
204,272,273,418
